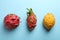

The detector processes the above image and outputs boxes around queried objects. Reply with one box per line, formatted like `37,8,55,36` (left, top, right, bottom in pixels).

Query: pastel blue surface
0,0,60,40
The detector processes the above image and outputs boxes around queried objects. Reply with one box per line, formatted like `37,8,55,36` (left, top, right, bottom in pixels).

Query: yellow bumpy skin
43,13,55,30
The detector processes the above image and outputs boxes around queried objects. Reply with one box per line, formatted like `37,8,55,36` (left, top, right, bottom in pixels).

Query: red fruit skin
27,14,37,30
4,14,20,30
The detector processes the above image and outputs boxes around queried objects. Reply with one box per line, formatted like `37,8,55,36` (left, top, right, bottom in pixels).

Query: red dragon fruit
4,14,20,30
27,8,37,31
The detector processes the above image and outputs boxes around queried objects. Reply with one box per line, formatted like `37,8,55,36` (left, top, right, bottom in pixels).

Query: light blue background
0,0,60,40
